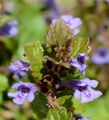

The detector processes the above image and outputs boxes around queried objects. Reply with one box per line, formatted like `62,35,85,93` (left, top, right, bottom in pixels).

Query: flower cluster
8,15,102,120
68,51,102,104
55,15,102,104
8,60,39,104
0,20,18,37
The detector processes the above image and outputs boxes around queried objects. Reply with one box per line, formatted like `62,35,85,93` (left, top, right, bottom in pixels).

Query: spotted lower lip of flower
52,15,82,35
9,60,30,77
65,78,102,103
91,47,109,64
70,53,87,75
8,82,40,104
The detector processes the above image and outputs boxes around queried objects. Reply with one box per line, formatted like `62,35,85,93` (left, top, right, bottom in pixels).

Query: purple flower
91,47,109,64
41,0,59,24
104,0,109,3
9,60,30,77
70,53,87,75
66,78,102,103
52,15,82,35
73,114,90,120
8,82,39,104
44,0,58,14
0,20,18,37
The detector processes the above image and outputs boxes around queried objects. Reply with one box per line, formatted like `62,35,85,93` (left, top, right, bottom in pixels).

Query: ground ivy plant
8,15,102,120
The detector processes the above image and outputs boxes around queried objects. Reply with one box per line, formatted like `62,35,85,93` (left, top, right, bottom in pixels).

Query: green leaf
73,70,85,79
72,37,90,57
58,95,72,106
46,19,90,62
32,92,48,120
0,74,8,91
24,41,44,82
58,94,74,112
46,19,74,62
47,109,60,120
46,19,73,47
45,107,73,120
59,107,72,120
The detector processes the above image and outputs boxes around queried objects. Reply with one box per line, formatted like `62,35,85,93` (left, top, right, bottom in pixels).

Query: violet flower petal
12,82,22,89
74,89,81,99
27,92,35,102
8,26,19,37
13,92,26,105
82,78,98,88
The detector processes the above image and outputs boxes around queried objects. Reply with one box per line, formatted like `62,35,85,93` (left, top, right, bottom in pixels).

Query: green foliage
12,2,47,59
72,37,90,57
58,95,74,111
32,93,73,120
0,0,108,120
73,70,85,79
24,41,44,82
43,107,73,120
58,95,72,106
32,92,48,120
46,19,73,47
0,74,8,91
